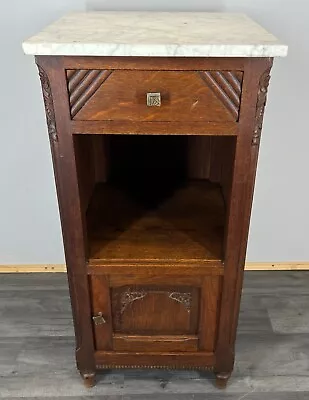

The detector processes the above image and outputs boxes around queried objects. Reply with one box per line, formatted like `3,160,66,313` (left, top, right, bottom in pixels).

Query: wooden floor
1,271,309,399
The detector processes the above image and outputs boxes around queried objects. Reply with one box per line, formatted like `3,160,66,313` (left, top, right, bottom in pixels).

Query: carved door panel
90,274,221,353
112,285,198,334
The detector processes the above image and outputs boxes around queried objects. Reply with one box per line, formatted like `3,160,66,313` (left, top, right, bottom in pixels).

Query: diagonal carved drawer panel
66,69,243,122
67,69,112,117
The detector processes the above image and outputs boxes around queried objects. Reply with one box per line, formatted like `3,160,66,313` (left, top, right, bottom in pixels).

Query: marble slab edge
22,43,288,58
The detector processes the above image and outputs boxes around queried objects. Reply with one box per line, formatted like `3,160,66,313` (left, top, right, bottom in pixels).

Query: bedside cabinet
23,11,287,388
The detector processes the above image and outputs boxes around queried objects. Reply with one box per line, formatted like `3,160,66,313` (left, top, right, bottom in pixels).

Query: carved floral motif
168,292,192,312
37,65,58,142
120,289,147,314
119,288,192,315
252,68,271,146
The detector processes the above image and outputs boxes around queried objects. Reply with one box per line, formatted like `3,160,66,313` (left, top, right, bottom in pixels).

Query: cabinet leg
81,372,96,388
215,372,231,389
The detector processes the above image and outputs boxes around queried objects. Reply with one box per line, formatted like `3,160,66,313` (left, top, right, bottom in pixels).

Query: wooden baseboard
0,262,308,273
246,262,309,271
0,264,66,273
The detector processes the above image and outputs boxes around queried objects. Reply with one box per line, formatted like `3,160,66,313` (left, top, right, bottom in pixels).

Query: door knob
146,92,161,107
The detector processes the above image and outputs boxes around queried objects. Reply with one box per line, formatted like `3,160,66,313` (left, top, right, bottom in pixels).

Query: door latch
92,312,107,325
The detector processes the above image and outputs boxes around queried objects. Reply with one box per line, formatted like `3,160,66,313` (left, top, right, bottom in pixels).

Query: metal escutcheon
92,312,107,325
146,92,161,107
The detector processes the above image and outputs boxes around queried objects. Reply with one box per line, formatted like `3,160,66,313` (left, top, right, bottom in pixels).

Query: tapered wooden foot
215,372,231,389
81,372,96,388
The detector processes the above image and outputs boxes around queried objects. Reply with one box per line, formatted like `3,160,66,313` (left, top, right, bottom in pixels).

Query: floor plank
0,272,309,398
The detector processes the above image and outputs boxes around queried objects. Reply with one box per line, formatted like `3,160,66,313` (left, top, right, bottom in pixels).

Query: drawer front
66,69,243,122
89,273,222,353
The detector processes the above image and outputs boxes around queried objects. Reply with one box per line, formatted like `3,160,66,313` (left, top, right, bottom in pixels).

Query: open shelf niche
73,134,236,268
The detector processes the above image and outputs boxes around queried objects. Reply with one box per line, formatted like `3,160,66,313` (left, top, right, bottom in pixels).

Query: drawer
66,69,243,122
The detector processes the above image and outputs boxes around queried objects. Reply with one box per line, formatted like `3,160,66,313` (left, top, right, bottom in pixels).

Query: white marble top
22,12,287,57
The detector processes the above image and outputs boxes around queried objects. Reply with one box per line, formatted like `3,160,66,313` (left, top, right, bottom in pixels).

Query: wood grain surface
33,55,274,388
86,180,225,266
67,70,242,122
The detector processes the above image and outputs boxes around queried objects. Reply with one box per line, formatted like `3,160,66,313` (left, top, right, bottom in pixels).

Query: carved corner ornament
168,292,192,312
198,70,243,120
37,65,58,142
252,68,271,146
66,69,112,117
120,289,147,315
117,288,192,322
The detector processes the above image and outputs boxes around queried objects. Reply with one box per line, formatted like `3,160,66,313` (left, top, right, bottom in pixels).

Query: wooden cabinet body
35,55,273,388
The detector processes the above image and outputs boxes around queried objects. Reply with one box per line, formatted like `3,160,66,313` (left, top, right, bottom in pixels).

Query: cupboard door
89,273,221,353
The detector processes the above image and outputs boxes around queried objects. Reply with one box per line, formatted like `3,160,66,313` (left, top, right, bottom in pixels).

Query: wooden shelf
86,180,225,268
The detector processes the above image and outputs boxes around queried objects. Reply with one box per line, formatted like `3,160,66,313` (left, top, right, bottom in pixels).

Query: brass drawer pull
146,92,161,107
92,312,107,325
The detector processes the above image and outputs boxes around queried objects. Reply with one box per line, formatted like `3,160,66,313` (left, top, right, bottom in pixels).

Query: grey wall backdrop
0,0,307,264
